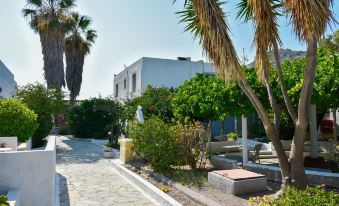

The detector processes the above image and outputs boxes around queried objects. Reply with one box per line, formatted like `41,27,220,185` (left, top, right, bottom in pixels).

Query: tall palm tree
178,0,334,189
22,0,75,89
65,12,97,102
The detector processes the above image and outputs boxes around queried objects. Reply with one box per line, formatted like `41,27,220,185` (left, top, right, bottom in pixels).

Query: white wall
0,136,56,206
113,57,216,100
114,58,143,100
141,57,215,91
0,60,17,98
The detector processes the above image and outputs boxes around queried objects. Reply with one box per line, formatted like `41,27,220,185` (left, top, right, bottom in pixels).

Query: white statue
136,105,144,123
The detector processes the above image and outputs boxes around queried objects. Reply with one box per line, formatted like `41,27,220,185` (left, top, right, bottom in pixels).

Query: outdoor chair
252,144,263,164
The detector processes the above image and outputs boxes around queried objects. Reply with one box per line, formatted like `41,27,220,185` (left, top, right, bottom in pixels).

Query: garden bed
124,159,282,206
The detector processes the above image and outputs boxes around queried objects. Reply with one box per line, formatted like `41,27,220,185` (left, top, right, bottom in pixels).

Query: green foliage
0,196,9,206
128,117,180,172
67,97,121,139
172,122,209,169
172,73,253,123
249,186,339,206
122,86,175,122
320,29,339,53
226,132,239,141
129,117,209,172
0,99,38,143
17,83,65,148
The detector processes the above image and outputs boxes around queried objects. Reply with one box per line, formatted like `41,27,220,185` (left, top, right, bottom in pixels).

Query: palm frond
26,0,42,7
285,0,335,42
178,0,242,80
236,0,253,23
59,0,75,9
246,0,282,80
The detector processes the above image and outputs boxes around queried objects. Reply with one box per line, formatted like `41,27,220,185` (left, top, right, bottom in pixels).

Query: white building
113,57,216,100
0,60,17,98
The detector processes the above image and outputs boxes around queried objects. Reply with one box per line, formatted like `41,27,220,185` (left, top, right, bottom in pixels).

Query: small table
208,169,267,195
0,148,12,152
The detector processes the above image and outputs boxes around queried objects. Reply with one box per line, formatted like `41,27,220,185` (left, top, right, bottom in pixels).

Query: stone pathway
56,136,156,206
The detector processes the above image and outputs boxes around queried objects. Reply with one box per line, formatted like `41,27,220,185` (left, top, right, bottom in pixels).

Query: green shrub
0,99,38,142
0,196,9,206
249,186,339,206
128,117,181,171
17,83,65,148
68,97,121,138
173,122,209,169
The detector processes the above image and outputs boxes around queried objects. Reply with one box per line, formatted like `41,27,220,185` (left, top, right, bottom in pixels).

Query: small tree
17,83,65,148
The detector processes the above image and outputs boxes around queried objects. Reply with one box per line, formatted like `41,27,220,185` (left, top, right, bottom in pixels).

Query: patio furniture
252,144,262,164
208,169,267,195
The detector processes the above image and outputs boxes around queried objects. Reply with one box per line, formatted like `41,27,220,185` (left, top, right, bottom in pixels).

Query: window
124,78,127,90
115,84,119,97
132,73,136,92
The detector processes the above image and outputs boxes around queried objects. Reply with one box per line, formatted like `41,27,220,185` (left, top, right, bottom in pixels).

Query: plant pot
103,151,113,158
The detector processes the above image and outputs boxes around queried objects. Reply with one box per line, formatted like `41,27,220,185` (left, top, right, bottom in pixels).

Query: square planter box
208,169,267,195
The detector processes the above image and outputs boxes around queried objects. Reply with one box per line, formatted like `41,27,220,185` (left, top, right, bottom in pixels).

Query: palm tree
178,0,334,189
22,0,75,89
65,12,97,102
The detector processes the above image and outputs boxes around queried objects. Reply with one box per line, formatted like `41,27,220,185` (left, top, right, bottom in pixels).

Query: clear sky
0,1,338,99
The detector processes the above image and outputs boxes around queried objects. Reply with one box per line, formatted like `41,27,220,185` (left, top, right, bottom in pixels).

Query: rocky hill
248,48,306,67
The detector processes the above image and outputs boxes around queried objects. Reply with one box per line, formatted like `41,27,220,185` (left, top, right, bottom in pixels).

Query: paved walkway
56,136,156,206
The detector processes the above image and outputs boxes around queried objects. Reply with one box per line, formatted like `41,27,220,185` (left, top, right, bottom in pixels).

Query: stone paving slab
56,136,156,206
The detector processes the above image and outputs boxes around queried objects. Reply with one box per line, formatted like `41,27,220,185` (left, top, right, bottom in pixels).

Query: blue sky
0,0,338,99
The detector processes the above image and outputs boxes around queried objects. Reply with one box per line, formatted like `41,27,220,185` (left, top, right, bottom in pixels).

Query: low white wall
237,138,271,151
0,137,17,151
0,136,56,206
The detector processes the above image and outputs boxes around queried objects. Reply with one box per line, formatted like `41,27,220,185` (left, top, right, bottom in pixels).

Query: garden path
56,136,156,206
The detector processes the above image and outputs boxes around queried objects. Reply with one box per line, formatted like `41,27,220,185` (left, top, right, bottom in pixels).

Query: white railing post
242,115,248,165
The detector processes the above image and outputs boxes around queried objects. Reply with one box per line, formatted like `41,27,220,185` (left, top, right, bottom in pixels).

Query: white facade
0,60,17,98
113,57,216,100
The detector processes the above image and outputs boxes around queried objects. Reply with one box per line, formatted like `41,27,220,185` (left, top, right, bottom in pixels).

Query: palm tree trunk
39,32,65,89
237,77,291,184
289,37,318,189
273,41,297,122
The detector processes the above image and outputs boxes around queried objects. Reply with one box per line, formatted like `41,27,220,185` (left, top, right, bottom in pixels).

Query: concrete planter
103,151,113,158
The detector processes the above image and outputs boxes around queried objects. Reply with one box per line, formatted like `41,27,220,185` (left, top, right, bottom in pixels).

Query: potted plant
103,147,113,158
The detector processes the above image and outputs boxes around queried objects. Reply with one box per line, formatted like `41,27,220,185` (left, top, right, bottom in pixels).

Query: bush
249,186,339,206
17,83,65,148
0,196,9,206
0,99,37,142
128,117,181,171
173,122,209,169
68,97,121,139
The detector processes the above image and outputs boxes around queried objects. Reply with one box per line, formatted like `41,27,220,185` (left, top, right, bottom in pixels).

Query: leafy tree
122,86,175,122
65,12,97,102
17,83,65,148
177,0,334,188
22,0,75,89
320,29,339,53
